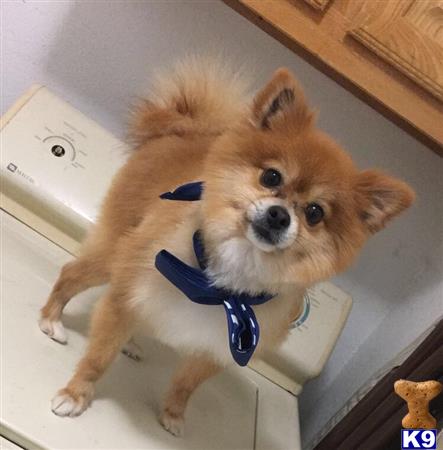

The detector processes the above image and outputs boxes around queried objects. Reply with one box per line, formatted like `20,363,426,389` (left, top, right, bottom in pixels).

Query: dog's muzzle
252,205,291,245
247,199,298,251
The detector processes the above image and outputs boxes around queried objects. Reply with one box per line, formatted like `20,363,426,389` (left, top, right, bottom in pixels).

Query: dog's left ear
252,68,312,130
355,170,415,234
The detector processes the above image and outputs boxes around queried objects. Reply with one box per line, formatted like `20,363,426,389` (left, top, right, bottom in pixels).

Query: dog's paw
51,387,93,418
160,410,185,437
39,318,67,344
122,339,143,361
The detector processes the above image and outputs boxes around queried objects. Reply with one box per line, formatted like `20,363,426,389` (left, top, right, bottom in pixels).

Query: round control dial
290,294,311,329
43,136,76,161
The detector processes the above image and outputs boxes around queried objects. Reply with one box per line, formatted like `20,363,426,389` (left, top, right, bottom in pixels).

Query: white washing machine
0,87,352,450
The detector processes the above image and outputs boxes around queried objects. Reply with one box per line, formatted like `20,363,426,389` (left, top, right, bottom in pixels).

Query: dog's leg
51,290,134,417
39,249,110,343
160,354,221,437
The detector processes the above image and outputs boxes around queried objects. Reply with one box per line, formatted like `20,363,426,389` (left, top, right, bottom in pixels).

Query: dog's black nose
266,206,290,231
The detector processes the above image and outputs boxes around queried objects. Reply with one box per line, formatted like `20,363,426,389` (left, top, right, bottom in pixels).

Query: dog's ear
355,170,415,234
252,68,312,130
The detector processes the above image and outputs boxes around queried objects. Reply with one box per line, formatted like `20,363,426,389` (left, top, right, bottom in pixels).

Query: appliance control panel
1,86,128,237
249,282,352,393
1,86,352,392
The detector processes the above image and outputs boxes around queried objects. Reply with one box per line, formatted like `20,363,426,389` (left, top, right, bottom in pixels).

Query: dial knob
43,136,76,161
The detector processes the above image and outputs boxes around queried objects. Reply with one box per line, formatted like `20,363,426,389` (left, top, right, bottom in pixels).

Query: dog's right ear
252,68,312,130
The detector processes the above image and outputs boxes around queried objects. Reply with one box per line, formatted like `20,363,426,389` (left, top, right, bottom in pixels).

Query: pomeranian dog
39,58,414,436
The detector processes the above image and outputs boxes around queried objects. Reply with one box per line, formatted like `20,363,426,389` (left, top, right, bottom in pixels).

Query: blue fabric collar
155,182,274,366
159,181,204,202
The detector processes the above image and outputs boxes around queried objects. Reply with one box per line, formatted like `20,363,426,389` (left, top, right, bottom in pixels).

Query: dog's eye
260,168,282,188
305,203,324,226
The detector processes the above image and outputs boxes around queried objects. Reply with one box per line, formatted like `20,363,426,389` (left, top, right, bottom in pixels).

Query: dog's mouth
251,221,280,246
246,219,296,253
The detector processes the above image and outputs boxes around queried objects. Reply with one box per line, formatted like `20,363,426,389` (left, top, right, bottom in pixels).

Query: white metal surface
1,210,300,449
250,282,352,394
0,437,24,450
1,86,127,240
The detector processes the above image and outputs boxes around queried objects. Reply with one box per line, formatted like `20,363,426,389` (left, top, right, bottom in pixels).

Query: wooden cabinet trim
224,0,443,156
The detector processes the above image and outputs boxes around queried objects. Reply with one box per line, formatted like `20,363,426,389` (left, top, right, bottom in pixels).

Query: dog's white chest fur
130,220,303,366
133,274,233,364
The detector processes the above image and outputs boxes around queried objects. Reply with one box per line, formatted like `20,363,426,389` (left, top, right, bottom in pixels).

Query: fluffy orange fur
40,59,415,436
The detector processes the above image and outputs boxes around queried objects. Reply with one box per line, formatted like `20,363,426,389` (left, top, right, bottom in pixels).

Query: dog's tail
128,56,251,147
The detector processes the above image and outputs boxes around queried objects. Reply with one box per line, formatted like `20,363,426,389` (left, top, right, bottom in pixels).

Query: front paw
160,409,185,437
51,385,94,418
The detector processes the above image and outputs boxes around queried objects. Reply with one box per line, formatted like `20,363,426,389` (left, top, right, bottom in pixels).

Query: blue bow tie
155,182,275,366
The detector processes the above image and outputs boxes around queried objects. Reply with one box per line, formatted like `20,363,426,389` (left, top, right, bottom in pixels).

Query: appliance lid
1,210,263,450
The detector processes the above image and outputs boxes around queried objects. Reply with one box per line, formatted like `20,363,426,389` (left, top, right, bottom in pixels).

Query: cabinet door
349,0,443,101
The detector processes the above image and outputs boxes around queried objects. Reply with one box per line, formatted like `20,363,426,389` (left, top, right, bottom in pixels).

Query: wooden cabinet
225,0,443,155
303,0,331,11
350,0,443,102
